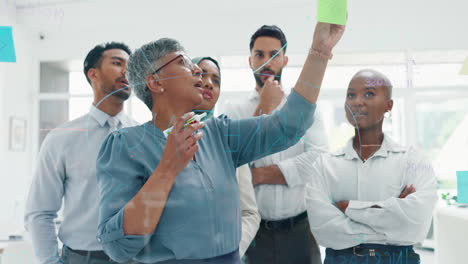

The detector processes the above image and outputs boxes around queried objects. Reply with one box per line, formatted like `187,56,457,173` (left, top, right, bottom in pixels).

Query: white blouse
298,135,438,250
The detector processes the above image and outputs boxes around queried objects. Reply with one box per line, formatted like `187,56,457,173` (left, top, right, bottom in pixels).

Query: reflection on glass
413,64,468,88
39,100,69,147
417,99,468,181
69,72,93,95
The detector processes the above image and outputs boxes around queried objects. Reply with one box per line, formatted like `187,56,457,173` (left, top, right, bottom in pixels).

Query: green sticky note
318,0,347,25
0,26,16,63
457,171,468,204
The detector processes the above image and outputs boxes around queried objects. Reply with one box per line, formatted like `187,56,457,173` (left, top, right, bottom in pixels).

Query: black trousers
245,215,321,264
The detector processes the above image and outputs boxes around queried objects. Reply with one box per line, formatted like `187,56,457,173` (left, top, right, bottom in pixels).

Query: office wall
0,1,38,235
14,0,468,62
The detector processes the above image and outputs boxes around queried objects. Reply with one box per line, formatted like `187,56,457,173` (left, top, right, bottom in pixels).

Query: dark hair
192,57,221,77
83,42,131,84
249,25,287,54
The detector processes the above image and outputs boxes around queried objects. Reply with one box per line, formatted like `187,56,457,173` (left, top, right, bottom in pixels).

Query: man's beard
113,89,130,100
101,80,130,101
253,67,283,87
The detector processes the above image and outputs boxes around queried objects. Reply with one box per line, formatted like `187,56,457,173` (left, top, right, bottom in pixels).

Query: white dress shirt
24,106,138,264
224,91,328,220
299,135,438,250
236,165,260,257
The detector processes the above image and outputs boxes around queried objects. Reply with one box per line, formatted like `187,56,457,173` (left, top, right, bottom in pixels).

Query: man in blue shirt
24,42,138,264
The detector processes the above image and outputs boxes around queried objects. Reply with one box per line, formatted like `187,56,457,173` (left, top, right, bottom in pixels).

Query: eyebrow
364,87,377,91
202,69,220,79
110,56,126,62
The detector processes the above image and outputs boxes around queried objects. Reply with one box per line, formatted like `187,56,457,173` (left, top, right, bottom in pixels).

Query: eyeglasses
152,54,196,74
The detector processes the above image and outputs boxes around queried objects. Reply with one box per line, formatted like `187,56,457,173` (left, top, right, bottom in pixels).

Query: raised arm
252,109,328,187
294,22,345,103
221,22,344,167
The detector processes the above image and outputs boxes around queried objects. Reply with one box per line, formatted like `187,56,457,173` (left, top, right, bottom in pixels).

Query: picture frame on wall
9,117,26,151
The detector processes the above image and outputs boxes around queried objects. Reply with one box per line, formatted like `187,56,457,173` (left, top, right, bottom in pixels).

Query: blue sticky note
0,26,16,63
457,171,468,204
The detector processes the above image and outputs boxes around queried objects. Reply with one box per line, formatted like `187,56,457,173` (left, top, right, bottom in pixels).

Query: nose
346,98,364,114
192,63,202,77
203,77,213,90
263,57,273,70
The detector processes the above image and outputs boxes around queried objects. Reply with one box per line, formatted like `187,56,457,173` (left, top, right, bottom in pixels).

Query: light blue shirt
96,90,316,263
24,106,138,264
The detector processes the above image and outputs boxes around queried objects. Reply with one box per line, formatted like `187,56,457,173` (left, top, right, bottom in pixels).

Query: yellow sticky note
317,0,347,25
459,58,468,75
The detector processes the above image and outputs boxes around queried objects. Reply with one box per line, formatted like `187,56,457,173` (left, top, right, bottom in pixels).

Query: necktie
107,116,120,133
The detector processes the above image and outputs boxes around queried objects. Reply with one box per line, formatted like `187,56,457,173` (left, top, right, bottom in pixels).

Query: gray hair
126,38,185,110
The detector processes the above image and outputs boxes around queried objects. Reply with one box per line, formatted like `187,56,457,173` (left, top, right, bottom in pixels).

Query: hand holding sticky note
318,0,347,25
0,26,16,63
457,171,468,203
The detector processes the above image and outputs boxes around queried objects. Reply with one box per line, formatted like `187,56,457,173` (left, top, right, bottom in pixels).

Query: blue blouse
96,90,316,263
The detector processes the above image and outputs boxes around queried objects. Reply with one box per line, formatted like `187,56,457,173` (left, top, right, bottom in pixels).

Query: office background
1,0,468,263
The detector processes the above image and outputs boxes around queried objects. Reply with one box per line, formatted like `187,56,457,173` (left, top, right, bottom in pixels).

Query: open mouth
194,80,203,92
119,78,129,88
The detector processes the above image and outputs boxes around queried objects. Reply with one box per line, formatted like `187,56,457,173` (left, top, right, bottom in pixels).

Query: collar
89,105,124,127
332,134,406,160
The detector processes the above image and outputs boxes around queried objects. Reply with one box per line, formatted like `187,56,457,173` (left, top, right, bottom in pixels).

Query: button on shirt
224,91,328,220
298,135,438,250
24,106,138,264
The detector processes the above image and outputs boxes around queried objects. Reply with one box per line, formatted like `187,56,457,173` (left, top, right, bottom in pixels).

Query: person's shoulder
404,145,432,167
110,122,147,142
37,115,94,155
205,114,229,129
385,135,409,153
42,114,90,142
119,113,140,127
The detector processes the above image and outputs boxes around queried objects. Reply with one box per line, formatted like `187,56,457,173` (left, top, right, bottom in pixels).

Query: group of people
24,20,437,264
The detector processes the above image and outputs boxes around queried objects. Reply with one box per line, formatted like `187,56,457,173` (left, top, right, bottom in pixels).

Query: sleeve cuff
347,200,382,210
277,159,302,187
98,208,153,262
345,200,385,223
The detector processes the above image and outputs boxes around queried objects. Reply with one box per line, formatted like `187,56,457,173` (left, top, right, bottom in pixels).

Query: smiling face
345,72,393,130
94,49,131,100
153,51,203,108
194,59,221,111
249,36,288,88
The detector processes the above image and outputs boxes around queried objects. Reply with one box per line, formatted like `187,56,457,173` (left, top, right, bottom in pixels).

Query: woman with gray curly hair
96,22,345,264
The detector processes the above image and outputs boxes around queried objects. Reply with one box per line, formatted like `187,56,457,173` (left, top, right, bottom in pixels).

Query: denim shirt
96,90,316,263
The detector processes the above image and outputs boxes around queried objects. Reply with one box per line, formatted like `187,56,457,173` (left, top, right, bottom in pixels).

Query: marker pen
163,112,207,138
